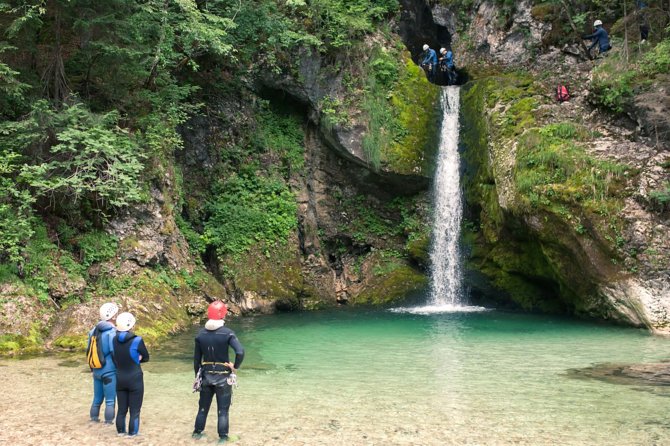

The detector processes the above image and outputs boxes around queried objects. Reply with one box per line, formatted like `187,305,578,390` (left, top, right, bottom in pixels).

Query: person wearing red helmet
192,301,244,443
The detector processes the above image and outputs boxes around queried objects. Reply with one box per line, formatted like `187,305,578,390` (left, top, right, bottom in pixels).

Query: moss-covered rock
353,251,428,305
224,236,310,312
52,334,88,351
460,73,631,320
405,232,430,267
384,53,441,175
0,324,46,356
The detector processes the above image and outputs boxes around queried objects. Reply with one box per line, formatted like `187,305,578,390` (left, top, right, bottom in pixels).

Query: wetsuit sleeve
138,338,149,363
106,330,115,357
229,335,245,370
194,336,202,375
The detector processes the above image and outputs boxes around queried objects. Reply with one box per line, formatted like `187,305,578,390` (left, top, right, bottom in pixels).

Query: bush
1,101,145,209
76,231,118,267
202,174,297,258
642,38,670,76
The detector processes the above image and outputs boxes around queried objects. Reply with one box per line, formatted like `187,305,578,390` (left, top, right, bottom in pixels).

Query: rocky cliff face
429,0,670,331
177,47,437,313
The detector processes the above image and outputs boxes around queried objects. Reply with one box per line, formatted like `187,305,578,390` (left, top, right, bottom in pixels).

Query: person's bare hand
223,362,235,372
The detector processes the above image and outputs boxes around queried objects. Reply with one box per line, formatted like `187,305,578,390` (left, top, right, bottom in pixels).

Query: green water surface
150,308,670,445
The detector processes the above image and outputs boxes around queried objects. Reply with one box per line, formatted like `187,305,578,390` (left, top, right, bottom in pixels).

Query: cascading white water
428,86,464,306
390,86,485,315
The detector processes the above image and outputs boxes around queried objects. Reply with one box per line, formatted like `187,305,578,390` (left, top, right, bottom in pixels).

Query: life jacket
87,327,106,369
556,84,570,102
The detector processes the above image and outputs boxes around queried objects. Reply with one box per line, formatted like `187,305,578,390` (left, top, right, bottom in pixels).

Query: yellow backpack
86,328,106,369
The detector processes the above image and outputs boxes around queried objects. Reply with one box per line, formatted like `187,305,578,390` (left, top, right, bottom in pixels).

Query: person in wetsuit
582,20,611,57
88,302,118,423
439,47,457,85
192,301,244,443
421,44,438,82
113,312,149,437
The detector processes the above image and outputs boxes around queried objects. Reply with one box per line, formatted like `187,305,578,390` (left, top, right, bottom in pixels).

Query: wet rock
568,361,670,387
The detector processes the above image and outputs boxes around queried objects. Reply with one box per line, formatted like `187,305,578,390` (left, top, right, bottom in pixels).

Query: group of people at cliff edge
87,300,244,444
420,44,457,85
420,2,653,81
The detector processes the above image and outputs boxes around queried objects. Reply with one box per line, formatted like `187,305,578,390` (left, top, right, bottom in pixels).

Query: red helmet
207,301,228,320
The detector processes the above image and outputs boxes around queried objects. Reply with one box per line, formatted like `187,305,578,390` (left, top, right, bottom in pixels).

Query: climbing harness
227,372,238,388
193,368,203,393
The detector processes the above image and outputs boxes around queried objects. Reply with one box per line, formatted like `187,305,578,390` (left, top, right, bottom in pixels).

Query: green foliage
642,38,670,75
340,195,396,244
1,101,145,208
0,150,35,264
0,43,30,116
591,67,635,114
319,96,349,130
202,173,297,258
515,122,628,214
361,48,440,173
649,182,670,213
257,104,305,176
175,214,207,255
300,0,399,49
76,231,118,267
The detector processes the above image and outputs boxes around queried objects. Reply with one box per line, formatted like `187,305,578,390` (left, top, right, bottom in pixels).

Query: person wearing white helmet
420,43,438,82
113,312,149,437
582,19,611,57
438,47,457,85
87,302,119,423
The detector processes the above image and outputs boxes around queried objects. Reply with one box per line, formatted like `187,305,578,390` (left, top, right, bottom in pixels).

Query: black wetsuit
113,331,149,436
193,325,245,440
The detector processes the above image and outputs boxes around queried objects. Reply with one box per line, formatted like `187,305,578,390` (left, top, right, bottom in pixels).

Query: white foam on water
389,304,489,315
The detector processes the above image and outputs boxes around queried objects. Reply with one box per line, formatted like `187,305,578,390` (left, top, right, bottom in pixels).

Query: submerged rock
567,361,670,387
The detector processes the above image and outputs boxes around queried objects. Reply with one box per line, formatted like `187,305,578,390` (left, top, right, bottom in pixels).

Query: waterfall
390,86,485,315
428,86,463,306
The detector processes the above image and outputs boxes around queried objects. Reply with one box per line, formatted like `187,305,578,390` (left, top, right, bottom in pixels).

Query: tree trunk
41,9,70,104
560,0,593,60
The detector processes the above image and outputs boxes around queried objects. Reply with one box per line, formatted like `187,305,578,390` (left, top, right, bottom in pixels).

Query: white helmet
116,312,136,331
440,48,447,54
99,302,119,321
422,44,429,51
593,19,603,27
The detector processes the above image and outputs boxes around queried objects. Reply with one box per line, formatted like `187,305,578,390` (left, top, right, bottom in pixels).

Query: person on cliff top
636,1,650,43
192,301,245,444
582,20,611,57
87,302,119,424
421,44,438,82
439,47,457,86
113,312,150,437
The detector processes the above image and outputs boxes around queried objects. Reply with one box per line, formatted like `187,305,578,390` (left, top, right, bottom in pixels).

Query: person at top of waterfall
421,44,438,82
87,302,118,424
192,301,245,444
582,20,611,57
636,1,650,43
113,312,149,437
439,47,457,85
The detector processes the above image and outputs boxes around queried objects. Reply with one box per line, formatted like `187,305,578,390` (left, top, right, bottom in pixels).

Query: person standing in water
88,302,119,424
192,301,245,444
113,312,149,437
